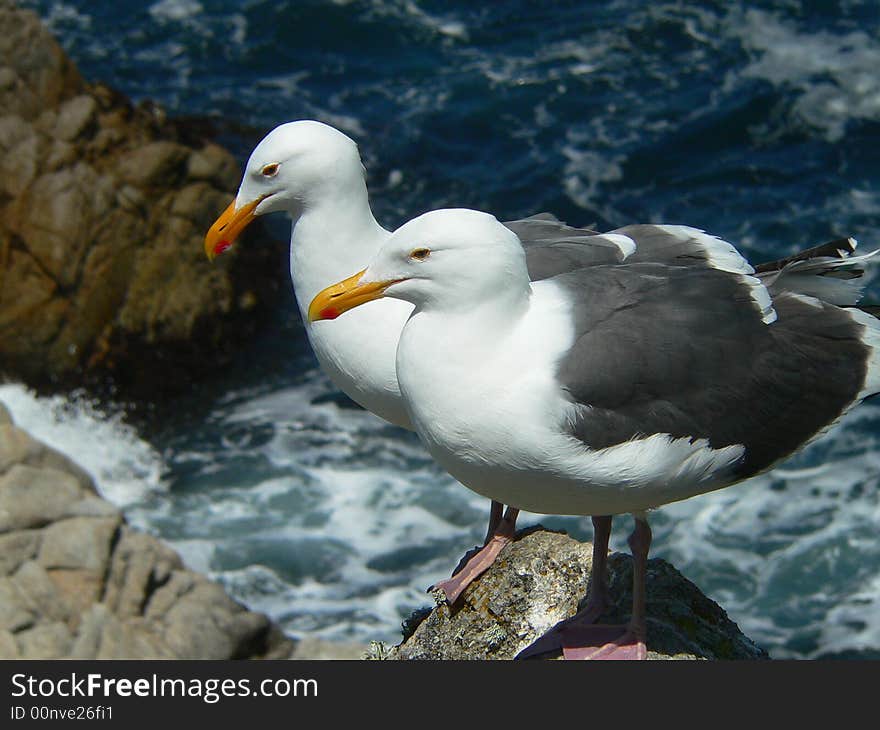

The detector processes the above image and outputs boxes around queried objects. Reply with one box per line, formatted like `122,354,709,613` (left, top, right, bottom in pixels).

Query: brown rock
0,2,283,397
117,141,189,187
54,94,97,141
0,2,82,120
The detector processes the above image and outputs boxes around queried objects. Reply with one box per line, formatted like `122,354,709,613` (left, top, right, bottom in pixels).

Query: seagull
308,208,880,660
202,120,720,601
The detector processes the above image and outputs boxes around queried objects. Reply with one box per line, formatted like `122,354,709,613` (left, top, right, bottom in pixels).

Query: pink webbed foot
430,532,513,604
515,600,609,659
561,625,647,660
430,505,519,604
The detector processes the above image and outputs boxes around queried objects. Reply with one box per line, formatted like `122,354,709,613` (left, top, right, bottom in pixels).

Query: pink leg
516,515,614,659
431,505,519,604
484,500,504,543
562,516,651,660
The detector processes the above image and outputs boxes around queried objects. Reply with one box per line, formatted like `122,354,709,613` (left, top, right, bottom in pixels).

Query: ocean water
9,0,880,658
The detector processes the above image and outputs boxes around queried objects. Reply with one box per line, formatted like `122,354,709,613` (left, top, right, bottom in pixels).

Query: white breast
396,280,746,516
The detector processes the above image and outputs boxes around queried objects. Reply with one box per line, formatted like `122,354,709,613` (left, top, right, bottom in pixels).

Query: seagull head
308,208,530,321
204,120,366,260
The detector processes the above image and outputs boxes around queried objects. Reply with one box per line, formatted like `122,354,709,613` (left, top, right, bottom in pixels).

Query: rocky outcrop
0,401,294,659
388,528,768,660
0,1,284,398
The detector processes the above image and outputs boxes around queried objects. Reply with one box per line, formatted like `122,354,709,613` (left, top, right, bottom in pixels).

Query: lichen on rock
389,528,768,660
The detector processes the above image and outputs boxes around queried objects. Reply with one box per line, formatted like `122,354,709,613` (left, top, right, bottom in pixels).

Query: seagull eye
410,248,431,261
260,162,280,177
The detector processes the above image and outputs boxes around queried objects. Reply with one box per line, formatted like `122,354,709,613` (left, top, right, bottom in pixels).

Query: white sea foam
730,8,880,142
148,0,203,23
0,383,166,513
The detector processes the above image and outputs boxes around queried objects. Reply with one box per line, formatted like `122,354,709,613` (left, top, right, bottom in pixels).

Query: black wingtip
755,236,858,274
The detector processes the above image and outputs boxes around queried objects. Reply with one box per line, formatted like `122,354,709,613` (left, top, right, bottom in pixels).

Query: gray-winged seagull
308,208,880,660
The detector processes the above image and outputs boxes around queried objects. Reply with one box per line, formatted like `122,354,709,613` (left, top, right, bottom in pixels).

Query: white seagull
203,120,729,600
308,208,880,660
205,120,871,607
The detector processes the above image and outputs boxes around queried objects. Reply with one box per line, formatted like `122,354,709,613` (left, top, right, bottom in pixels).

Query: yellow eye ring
410,248,431,261
261,162,280,177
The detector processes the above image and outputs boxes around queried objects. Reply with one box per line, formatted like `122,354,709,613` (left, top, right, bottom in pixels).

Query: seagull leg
484,500,505,543
516,515,614,659
561,516,651,660
431,504,519,604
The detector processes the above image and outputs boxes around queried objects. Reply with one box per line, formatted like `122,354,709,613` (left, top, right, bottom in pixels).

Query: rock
390,528,768,660
14,621,73,659
53,95,97,141
290,637,369,660
38,516,121,573
12,560,70,626
0,530,40,575
0,403,295,659
0,630,19,658
103,527,182,618
0,576,37,631
0,422,95,490
0,1,284,398
0,464,85,532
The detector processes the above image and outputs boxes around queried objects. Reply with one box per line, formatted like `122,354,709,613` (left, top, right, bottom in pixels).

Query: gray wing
554,263,872,479
512,217,873,303
512,219,766,281
504,215,623,280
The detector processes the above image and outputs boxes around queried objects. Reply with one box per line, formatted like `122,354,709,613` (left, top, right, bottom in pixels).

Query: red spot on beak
320,307,340,320
214,240,232,256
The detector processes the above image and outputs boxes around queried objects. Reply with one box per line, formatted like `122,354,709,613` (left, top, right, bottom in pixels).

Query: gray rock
38,515,121,572
14,621,73,659
0,530,40,575
0,464,84,533
63,496,122,520
391,528,767,661
0,415,295,660
0,576,37,632
0,422,95,493
148,572,276,660
103,526,182,617
0,629,19,658
0,402,10,424
12,560,70,625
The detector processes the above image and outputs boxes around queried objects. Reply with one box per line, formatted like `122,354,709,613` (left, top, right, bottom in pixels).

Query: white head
205,120,367,259
308,208,531,321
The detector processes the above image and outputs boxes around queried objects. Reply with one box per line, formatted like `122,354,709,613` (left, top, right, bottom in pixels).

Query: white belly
396,284,746,516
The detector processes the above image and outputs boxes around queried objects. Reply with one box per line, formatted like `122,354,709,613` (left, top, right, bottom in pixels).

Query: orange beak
204,196,265,261
308,269,403,322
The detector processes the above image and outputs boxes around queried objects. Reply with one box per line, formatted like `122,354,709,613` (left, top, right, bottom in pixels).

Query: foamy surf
0,383,166,515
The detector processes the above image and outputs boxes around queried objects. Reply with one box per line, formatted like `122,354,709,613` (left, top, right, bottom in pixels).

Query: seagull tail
758,237,880,307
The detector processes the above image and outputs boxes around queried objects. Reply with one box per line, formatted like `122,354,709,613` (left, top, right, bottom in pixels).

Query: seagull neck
289,191,389,302
417,283,532,349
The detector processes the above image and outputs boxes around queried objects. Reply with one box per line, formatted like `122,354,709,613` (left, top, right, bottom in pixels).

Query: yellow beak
308,269,402,322
204,196,265,261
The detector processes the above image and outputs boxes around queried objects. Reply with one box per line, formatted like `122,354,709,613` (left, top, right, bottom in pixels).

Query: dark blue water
15,0,880,658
